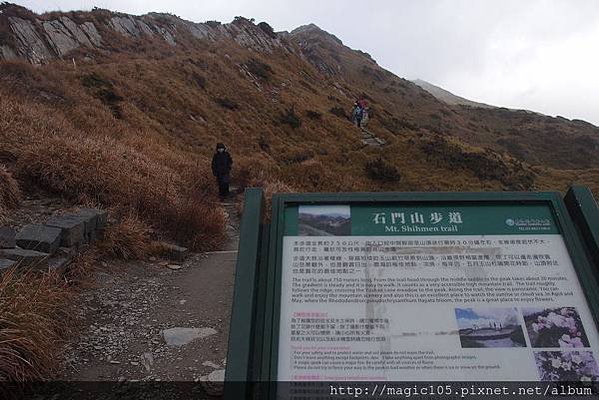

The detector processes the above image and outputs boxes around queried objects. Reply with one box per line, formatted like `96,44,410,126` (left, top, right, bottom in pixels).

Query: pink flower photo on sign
523,307,590,348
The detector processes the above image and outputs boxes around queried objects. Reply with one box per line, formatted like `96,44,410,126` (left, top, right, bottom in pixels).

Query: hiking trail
359,126,386,147
60,198,240,392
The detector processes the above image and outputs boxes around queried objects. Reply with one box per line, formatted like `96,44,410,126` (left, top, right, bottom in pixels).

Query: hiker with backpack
211,143,233,199
352,102,364,128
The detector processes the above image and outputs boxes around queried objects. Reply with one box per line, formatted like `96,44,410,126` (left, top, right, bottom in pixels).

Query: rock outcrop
0,5,289,64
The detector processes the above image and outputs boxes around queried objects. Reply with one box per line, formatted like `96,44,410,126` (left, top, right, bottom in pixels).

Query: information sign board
278,202,598,381
225,188,599,399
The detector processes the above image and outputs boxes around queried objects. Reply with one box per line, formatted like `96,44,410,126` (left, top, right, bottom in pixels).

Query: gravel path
59,201,240,392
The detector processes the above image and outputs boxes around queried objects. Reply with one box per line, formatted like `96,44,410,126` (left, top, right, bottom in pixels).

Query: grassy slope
1,9,598,225
1,7,599,384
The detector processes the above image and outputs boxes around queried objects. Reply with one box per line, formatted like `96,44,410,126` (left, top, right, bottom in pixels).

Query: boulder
0,248,49,268
16,224,62,254
46,215,85,246
0,227,16,249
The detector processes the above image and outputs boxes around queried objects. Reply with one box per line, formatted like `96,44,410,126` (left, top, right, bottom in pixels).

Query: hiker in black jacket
211,143,233,198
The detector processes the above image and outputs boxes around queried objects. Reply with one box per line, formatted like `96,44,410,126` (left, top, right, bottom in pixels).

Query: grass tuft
97,213,151,261
0,267,73,383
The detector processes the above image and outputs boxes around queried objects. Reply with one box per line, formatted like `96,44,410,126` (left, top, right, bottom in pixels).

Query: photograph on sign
523,306,591,348
298,205,351,236
454,307,526,348
277,203,599,382
534,351,599,382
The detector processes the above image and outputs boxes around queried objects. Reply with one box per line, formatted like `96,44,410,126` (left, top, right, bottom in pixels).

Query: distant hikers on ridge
352,97,369,128
211,143,233,199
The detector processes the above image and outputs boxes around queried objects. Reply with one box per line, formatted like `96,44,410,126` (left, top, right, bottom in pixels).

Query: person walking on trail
211,143,233,199
352,103,364,128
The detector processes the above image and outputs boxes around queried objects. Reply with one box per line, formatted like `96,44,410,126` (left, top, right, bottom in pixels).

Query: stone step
16,224,62,254
79,208,108,229
0,247,50,269
46,214,85,247
77,208,108,242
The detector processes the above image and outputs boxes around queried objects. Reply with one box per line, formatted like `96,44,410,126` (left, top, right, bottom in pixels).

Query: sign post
226,186,599,398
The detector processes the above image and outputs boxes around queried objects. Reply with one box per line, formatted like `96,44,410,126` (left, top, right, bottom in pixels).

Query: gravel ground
58,201,240,398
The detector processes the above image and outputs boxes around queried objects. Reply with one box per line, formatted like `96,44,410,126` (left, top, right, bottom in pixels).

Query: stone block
0,248,49,268
46,215,85,246
0,259,17,272
79,208,108,229
162,243,189,261
88,229,98,243
16,224,62,254
0,227,16,249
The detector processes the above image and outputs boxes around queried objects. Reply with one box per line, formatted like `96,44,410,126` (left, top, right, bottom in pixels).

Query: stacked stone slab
0,208,107,274
16,224,62,253
46,215,86,247
0,248,50,269
0,225,52,271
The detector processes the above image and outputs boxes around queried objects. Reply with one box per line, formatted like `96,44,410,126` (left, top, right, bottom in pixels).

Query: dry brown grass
0,164,21,224
97,213,151,261
0,267,73,383
0,75,225,251
235,161,295,219
0,164,20,209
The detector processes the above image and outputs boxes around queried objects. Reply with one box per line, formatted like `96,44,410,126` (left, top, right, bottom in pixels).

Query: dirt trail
60,200,240,385
359,126,386,147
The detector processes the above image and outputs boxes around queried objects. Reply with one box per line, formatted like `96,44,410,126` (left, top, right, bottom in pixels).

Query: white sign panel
277,234,599,382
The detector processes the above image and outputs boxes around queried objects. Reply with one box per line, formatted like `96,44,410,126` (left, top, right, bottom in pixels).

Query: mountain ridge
1,2,598,201
412,79,496,110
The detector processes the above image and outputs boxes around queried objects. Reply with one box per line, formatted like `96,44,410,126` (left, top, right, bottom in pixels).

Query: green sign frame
225,187,599,399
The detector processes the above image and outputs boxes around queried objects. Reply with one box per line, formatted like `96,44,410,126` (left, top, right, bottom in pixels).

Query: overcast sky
16,0,599,126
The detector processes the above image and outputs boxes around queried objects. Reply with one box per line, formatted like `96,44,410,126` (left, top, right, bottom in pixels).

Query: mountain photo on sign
298,205,351,236
455,307,527,348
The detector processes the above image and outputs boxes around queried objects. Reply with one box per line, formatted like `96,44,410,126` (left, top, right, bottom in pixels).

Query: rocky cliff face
0,3,289,64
